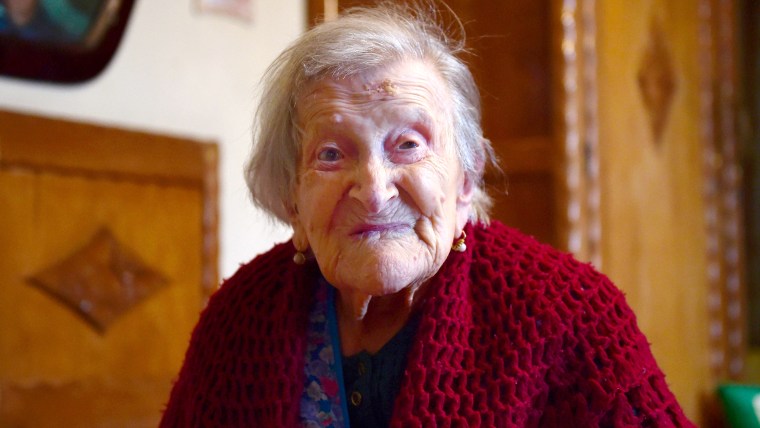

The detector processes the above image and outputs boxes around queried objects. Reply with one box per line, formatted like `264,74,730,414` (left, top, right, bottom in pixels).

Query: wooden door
0,110,218,427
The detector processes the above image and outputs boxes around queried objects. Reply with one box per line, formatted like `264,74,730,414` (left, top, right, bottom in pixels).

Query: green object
718,384,760,428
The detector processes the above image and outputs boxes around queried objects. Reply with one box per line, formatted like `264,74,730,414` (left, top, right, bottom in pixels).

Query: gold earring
452,231,467,252
293,251,306,265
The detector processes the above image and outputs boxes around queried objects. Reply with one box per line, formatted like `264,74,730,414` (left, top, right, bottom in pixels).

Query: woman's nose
348,159,399,213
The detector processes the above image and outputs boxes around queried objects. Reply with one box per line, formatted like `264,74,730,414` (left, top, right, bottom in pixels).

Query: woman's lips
350,222,410,237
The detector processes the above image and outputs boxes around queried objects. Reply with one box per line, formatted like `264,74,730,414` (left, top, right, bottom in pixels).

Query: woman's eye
317,147,343,162
391,134,427,164
398,140,419,150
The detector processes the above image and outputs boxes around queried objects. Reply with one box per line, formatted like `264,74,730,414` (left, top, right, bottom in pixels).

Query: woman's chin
333,256,432,297
316,236,438,295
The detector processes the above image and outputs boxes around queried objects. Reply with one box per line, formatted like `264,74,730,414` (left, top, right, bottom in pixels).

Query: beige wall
0,0,304,278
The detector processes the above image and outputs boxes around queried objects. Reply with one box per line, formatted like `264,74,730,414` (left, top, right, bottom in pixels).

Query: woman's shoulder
467,221,626,320
470,220,606,286
465,223,691,426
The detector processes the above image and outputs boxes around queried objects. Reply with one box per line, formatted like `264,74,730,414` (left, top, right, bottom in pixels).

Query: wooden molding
553,0,602,267
699,0,747,381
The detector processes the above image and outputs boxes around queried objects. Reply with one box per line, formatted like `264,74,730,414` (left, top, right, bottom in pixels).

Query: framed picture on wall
0,0,137,83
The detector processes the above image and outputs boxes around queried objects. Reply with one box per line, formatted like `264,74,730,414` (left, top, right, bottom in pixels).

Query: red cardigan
161,221,694,427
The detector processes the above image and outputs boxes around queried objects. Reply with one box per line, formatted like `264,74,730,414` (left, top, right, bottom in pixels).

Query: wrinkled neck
335,282,427,355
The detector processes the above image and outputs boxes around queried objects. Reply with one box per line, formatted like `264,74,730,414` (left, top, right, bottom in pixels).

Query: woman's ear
455,139,486,231
455,172,475,232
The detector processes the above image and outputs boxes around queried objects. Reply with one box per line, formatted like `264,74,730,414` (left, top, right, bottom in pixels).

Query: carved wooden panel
596,0,711,420
595,0,743,424
27,227,169,334
0,110,218,427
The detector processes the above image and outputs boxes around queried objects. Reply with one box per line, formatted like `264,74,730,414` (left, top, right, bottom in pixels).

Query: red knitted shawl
161,221,694,427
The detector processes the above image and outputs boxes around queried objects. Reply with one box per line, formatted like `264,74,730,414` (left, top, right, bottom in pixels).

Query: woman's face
292,59,474,296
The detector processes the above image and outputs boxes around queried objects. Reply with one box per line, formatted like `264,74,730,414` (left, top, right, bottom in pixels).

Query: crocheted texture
160,221,695,427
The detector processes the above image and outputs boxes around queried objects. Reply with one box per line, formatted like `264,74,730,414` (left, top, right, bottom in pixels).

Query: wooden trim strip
700,0,746,381
556,0,601,265
580,0,601,268
201,144,220,299
700,0,727,381
716,0,746,380
0,110,212,184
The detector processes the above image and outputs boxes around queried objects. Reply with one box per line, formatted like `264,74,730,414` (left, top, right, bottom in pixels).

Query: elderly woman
161,3,693,427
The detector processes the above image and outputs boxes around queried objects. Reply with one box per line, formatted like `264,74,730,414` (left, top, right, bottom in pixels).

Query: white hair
245,1,496,224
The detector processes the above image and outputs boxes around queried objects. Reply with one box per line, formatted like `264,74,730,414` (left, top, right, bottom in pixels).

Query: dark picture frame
0,0,136,84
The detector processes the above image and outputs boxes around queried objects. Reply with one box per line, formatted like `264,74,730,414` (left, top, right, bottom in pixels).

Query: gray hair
245,1,496,224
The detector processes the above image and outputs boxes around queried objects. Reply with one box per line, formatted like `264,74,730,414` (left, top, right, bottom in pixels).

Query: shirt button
357,362,367,376
350,391,362,407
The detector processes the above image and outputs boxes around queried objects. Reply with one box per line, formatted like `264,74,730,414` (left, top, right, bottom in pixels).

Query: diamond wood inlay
27,228,169,333
638,19,677,144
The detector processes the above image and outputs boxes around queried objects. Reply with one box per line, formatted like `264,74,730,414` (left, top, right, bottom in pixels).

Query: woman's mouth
350,222,411,238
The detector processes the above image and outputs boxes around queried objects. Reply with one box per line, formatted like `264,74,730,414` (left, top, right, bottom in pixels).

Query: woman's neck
335,284,426,355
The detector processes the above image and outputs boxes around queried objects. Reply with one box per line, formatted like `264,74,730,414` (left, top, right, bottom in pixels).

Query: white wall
0,0,303,278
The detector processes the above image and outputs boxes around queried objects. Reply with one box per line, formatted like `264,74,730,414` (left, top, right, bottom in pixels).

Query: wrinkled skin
291,59,475,352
